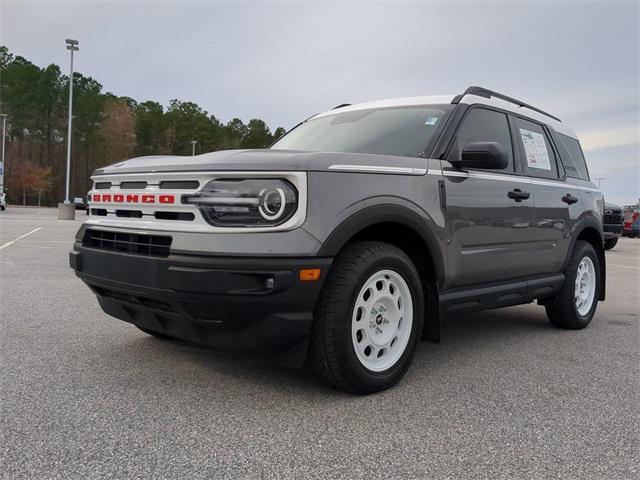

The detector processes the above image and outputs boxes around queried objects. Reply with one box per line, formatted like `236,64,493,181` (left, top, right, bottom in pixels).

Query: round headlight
183,178,298,227
259,188,286,220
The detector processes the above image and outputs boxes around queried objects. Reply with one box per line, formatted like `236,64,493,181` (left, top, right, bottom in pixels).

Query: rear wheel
604,237,618,250
309,241,424,395
545,240,600,329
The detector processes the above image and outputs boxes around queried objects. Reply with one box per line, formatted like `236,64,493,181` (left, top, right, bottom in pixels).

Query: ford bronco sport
70,86,605,394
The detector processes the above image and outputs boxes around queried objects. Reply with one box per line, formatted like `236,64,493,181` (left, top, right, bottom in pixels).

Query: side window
556,133,590,180
448,108,514,171
513,117,560,180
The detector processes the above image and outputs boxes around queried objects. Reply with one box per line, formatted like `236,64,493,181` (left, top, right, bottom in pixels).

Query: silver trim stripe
328,165,427,175
428,169,600,192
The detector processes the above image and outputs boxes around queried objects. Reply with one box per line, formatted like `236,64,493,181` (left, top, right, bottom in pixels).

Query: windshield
271,105,451,158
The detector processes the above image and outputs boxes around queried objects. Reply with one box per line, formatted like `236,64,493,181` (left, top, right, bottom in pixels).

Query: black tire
604,237,618,250
136,326,174,340
309,241,424,395
545,240,600,329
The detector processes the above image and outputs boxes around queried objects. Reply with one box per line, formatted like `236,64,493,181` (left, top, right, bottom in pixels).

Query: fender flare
316,203,446,284
564,215,606,301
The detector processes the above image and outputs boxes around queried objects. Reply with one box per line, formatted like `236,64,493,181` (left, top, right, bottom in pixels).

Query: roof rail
451,86,561,123
333,103,351,110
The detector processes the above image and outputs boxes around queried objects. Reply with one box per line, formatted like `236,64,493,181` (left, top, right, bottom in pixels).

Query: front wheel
604,237,618,250
545,240,600,329
309,241,424,395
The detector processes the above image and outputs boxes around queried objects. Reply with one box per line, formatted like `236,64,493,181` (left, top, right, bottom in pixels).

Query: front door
441,107,535,289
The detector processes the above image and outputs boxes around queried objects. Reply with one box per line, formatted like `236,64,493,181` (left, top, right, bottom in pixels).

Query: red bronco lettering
91,194,175,204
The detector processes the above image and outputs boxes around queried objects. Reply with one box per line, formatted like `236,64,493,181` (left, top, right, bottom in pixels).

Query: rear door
511,117,577,275
441,107,535,288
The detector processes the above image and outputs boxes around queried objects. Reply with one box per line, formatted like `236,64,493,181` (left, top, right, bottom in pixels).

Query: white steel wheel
351,269,414,372
575,256,596,316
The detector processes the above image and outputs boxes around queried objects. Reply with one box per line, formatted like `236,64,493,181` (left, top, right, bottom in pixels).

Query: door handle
562,193,579,205
508,189,530,202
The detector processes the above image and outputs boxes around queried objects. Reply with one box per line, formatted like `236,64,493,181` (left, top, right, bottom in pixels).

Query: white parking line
0,227,43,251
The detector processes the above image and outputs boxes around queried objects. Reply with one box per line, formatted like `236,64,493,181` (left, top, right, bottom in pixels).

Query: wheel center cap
375,314,383,326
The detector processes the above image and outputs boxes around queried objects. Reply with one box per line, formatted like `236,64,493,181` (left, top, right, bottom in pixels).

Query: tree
9,162,38,205
223,118,248,149
100,99,136,166
135,101,169,156
272,127,287,143
0,45,286,205
242,119,272,148
32,165,53,206
165,100,223,155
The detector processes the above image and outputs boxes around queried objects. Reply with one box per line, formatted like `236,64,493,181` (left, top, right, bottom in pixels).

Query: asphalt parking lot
1,207,638,480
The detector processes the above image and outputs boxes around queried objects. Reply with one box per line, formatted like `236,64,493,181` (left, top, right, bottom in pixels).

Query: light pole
64,39,79,203
594,177,606,188
0,114,6,195
191,140,198,156
58,39,79,220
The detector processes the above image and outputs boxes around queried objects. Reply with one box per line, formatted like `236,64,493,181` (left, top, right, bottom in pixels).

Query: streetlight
0,114,6,195
594,177,606,188
58,39,79,220
191,140,198,156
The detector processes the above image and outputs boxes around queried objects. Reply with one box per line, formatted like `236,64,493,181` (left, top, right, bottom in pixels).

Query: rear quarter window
555,133,590,181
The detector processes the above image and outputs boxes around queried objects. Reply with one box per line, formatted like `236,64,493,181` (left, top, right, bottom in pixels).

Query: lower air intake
82,228,172,257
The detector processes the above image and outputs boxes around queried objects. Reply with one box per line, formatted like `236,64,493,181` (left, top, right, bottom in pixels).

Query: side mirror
452,142,509,170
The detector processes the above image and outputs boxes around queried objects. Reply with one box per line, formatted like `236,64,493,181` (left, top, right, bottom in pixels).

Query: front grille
159,180,200,189
83,228,172,257
115,209,143,218
604,213,623,225
120,181,148,189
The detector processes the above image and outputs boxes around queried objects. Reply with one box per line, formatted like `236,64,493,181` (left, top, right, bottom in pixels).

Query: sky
1,0,638,204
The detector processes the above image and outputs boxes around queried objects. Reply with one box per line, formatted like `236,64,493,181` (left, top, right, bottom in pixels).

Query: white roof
312,92,578,139
312,95,456,118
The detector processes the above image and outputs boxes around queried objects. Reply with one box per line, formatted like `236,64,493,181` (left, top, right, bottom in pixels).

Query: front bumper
70,244,332,367
603,223,624,239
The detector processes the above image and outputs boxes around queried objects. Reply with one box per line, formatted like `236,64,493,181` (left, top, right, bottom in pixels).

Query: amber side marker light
299,268,321,282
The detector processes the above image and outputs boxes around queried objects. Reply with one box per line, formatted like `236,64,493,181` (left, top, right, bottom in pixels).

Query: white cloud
579,126,640,151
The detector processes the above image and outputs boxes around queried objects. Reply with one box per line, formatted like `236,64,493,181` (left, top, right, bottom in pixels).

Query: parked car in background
603,202,624,250
632,217,640,238
622,205,639,238
73,197,86,210
0,191,6,211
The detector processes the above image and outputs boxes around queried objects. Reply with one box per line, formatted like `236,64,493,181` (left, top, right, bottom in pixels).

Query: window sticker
520,128,551,170
424,116,439,126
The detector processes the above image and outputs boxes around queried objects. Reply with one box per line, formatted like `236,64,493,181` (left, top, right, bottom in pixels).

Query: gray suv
70,86,605,394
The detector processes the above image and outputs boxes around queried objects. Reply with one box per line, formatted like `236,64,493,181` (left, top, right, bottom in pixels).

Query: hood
604,202,622,212
93,149,429,176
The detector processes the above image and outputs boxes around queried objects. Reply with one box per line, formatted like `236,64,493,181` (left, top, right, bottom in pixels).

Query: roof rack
451,86,561,123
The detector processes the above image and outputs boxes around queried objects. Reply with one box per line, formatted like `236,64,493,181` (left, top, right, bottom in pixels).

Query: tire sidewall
569,242,600,324
339,253,424,390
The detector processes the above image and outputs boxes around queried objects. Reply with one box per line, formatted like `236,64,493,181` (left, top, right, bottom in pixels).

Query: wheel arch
317,204,445,285
317,204,445,342
567,218,606,301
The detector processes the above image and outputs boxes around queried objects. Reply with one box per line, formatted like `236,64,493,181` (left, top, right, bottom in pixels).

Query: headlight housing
183,178,298,227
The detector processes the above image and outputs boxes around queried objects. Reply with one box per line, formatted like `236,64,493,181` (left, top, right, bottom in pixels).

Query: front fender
316,202,447,284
